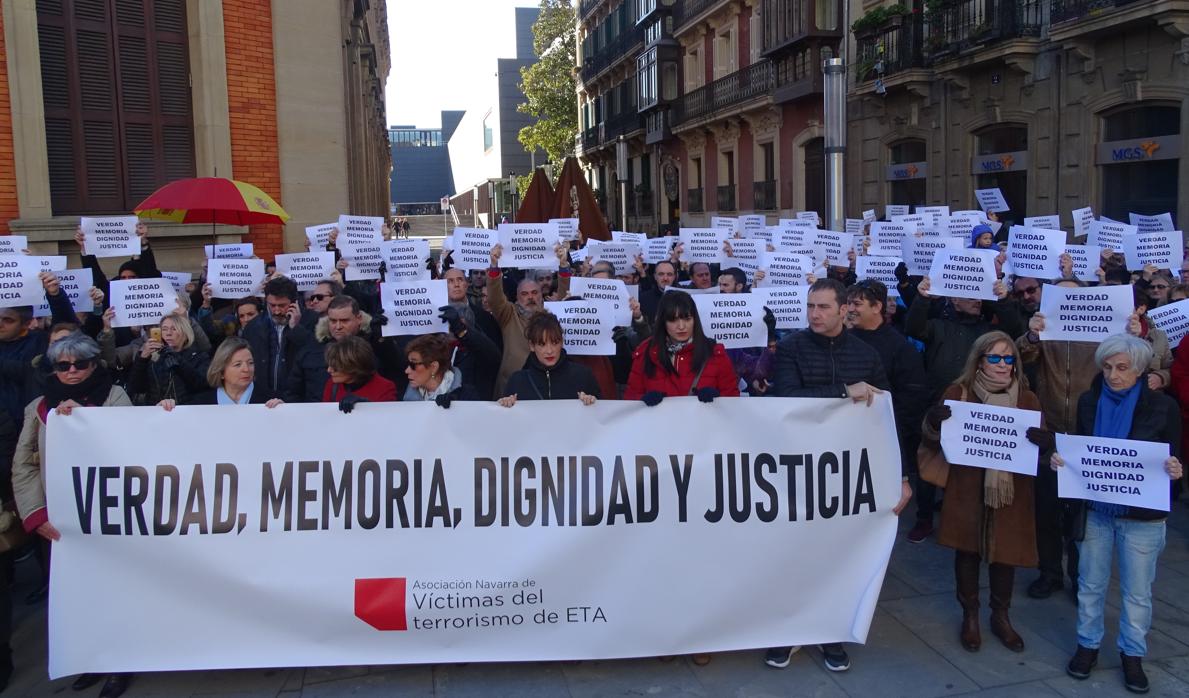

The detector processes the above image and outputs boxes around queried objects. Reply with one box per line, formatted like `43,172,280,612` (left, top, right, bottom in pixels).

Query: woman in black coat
127,314,210,406
158,337,282,408
498,312,600,406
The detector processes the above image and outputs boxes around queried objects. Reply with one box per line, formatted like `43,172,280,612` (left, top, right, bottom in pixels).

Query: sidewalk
6,505,1188,697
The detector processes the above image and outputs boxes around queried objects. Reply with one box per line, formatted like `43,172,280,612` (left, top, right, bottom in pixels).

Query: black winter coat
1072,375,1184,524
851,324,930,440
127,347,211,405
243,311,317,396
905,295,1025,401
451,302,503,401
772,328,889,399
502,352,602,401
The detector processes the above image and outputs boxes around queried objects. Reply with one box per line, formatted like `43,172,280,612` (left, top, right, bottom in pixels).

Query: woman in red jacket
322,335,398,412
625,290,740,404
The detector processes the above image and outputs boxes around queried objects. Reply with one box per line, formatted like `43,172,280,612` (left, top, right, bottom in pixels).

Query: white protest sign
811,230,854,268
928,248,998,301
498,223,558,270
612,231,648,247
1123,230,1183,271
723,239,764,281
1071,207,1095,238
587,241,641,272
34,269,94,318
569,248,588,264
544,300,616,355
1056,434,1171,512
379,279,448,337
761,251,815,287
108,279,174,328
855,256,903,297
569,277,631,326
643,237,676,265
381,239,431,282
755,226,776,245
773,223,813,251
975,188,1009,213
1147,299,1189,348
915,207,949,231
739,215,766,238
940,401,1041,476
160,272,192,294
845,219,864,235
679,228,727,264
710,217,739,235
551,218,580,242
0,236,27,256
752,286,807,329
207,259,265,299
862,210,877,224
275,252,335,292
1007,226,1065,279
796,211,820,226
1129,212,1174,233
30,255,67,272
0,256,49,308
1038,284,1133,342
886,204,910,219
1022,215,1061,231
305,223,337,250
869,222,910,257
693,293,766,349
891,214,930,234
1063,244,1102,282
204,244,254,260
901,236,963,276
452,228,499,271
80,216,140,258
1087,220,1135,253
337,215,385,280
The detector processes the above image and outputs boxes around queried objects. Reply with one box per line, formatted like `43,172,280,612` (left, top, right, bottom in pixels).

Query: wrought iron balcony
854,13,924,83
579,0,606,21
671,60,774,127
753,180,777,211
673,0,729,31
924,0,1045,58
580,23,646,84
1051,0,1146,22
717,185,737,212
687,188,704,213
762,0,845,55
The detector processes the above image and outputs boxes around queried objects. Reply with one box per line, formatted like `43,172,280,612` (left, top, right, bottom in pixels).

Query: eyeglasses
53,358,94,373
1151,284,1169,290
306,294,330,302
984,354,1016,365
407,360,428,368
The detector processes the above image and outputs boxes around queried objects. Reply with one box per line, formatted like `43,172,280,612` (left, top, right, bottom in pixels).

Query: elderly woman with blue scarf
1051,333,1183,694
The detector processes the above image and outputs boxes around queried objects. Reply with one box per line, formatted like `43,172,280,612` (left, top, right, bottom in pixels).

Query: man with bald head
487,243,571,395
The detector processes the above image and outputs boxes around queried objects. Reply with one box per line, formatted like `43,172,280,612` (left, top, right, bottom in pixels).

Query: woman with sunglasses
402,333,479,406
12,332,134,697
919,330,1048,654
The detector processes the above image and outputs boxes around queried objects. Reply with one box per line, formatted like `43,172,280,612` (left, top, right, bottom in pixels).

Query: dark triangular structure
515,168,556,224
553,157,610,242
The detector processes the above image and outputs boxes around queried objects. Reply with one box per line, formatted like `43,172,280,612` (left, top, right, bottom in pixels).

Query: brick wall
0,10,18,235
223,0,284,260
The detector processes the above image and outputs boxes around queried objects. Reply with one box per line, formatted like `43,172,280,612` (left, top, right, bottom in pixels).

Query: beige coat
13,387,132,530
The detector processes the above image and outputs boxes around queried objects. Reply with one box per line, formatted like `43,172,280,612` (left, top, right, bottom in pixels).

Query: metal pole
823,57,847,232
616,136,628,231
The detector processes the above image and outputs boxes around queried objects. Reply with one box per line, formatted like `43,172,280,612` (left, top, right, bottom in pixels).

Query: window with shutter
36,0,194,215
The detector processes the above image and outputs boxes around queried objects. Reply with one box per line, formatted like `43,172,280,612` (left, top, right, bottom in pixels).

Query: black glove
641,391,665,407
371,312,388,328
762,307,776,337
697,387,720,403
435,392,454,409
924,404,952,431
438,305,466,336
338,394,368,414
1026,427,1056,452
611,326,630,344
894,262,909,285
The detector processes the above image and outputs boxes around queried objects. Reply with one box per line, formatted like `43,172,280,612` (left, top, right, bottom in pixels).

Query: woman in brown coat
919,330,1049,654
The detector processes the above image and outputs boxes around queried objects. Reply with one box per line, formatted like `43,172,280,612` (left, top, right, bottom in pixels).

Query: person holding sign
487,243,571,396
126,315,211,406
439,268,503,400
499,313,600,405
918,331,1047,654
0,273,78,428
323,336,397,412
402,334,480,406
74,223,160,305
1047,334,1183,693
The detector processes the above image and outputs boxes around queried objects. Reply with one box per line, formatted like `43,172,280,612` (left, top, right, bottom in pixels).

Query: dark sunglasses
306,294,330,302
53,358,94,373
984,354,1015,365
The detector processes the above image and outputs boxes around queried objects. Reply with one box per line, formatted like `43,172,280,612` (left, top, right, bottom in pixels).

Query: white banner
939,401,1041,476
34,269,93,318
1123,229,1183,271
1007,226,1064,279
381,239,431,282
0,235,27,256
1063,244,1102,282
679,228,727,264
207,259,265,299
1038,284,1133,342
452,228,498,272
568,277,631,326
108,279,174,328
44,398,900,677
901,236,962,277
379,279,448,337
927,249,998,301
498,223,559,270
0,256,47,308
693,293,766,349
544,300,616,355
1055,433,1171,512
752,286,807,330
275,252,335,293
81,216,140,258
204,244,254,260
1147,299,1189,348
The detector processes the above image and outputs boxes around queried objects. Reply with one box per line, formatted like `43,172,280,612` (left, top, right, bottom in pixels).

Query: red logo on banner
354,578,407,631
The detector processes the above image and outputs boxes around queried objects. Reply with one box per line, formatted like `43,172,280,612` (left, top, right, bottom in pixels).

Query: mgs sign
1097,135,1180,164
1110,140,1160,161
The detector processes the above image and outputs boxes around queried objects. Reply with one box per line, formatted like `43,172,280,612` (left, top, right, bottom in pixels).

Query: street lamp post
823,58,847,233
509,172,519,224
616,136,628,231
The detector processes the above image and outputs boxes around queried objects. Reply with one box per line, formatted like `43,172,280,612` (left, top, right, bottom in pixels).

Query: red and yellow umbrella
134,177,289,225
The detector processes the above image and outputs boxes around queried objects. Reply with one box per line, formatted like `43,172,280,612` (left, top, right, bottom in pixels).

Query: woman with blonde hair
126,314,210,406
918,330,1049,654
157,337,283,408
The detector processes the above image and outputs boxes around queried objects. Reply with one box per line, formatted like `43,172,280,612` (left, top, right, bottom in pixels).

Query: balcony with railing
762,0,845,55
753,181,777,211
687,188,704,213
673,0,729,32
1051,0,1146,23
580,23,646,84
717,185,737,212
671,60,774,127
924,0,1045,60
579,0,607,21
1049,0,1177,42
854,12,924,84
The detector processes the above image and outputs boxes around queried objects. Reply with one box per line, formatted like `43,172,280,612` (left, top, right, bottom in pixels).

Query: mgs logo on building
979,154,1015,172
355,578,408,631
1111,140,1160,161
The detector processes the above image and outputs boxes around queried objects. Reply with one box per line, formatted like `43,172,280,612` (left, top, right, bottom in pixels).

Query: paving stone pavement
5,504,1187,697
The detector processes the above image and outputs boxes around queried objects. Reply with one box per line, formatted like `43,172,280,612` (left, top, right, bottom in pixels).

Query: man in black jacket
243,276,317,397
440,268,503,399
766,278,907,675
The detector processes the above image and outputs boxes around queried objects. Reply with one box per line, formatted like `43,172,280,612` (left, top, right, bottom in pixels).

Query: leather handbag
916,386,967,488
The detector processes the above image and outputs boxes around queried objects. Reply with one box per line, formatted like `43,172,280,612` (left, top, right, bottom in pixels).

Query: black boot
0,645,11,692
71,674,102,691
955,552,981,651
1121,654,1149,693
988,564,1024,652
98,673,132,698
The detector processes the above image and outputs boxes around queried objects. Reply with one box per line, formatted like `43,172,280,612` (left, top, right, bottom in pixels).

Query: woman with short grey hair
1050,333,1183,693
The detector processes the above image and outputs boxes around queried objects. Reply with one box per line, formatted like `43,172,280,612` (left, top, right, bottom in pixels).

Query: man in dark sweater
766,278,908,675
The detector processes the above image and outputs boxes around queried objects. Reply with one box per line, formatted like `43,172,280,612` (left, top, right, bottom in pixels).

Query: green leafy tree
517,0,578,166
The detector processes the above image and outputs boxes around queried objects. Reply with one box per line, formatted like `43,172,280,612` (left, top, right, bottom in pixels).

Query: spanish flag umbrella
133,177,289,226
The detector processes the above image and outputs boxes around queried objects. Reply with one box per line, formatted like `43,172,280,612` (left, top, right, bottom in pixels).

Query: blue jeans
1076,508,1167,657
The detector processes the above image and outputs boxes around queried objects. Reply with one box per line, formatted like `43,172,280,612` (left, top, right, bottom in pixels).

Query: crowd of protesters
0,211,1185,696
